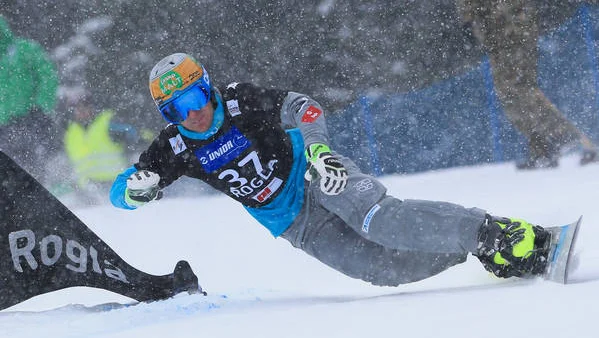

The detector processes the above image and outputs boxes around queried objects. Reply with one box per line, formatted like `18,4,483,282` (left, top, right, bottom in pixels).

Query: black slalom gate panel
0,151,199,310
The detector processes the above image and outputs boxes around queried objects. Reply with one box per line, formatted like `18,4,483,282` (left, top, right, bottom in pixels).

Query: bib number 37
218,150,278,199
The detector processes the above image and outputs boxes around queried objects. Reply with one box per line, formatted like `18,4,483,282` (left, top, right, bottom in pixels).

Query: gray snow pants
280,155,487,286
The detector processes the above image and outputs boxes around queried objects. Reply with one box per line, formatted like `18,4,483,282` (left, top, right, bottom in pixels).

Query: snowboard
542,216,582,284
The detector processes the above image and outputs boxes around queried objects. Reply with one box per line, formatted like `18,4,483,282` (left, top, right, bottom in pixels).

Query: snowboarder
111,53,550,286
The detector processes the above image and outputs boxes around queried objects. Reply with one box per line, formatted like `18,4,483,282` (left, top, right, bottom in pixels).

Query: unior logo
209,141,234,161
195,126,251,173
160,71,183,95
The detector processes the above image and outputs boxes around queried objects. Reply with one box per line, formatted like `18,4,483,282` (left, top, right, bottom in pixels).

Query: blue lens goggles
158,83,211,124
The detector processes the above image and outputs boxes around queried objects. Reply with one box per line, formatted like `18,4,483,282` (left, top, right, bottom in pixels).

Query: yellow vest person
64,110,127,186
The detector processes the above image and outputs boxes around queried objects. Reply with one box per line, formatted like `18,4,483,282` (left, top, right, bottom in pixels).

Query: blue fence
329,5,599,175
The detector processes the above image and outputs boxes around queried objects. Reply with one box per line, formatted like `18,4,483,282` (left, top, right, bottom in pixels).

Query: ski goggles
158,82,211,124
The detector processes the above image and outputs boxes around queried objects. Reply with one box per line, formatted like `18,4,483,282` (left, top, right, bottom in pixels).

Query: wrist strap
305,143,331,163
125,188,147,208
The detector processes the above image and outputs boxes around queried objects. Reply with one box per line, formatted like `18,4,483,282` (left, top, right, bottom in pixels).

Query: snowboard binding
475,215,551,278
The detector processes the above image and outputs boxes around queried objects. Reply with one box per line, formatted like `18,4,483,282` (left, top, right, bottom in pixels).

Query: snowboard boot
474,215,551,278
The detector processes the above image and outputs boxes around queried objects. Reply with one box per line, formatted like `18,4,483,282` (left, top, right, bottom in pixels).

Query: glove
125,170,162,207
305,143,348,195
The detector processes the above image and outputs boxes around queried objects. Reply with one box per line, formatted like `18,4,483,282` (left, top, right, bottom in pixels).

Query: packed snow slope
2,155,598,338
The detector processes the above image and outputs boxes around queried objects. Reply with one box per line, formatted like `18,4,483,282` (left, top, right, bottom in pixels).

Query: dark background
2,0,483,130
0,0,587,145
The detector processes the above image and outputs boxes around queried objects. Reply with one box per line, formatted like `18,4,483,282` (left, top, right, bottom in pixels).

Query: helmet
149,53,211,124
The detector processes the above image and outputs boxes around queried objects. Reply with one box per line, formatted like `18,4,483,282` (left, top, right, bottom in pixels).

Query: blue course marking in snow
551,225,569,263
207,303,220,310
205,294,228,310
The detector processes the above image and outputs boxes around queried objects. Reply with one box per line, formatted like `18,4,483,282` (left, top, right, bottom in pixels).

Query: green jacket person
0,16,59,179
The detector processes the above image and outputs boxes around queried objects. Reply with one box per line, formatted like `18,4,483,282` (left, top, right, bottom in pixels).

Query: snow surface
2,155,598,338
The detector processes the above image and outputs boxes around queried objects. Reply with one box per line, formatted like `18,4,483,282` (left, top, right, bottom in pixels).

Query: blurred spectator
63,93,142,203
456,0,598,169
0,15,59,178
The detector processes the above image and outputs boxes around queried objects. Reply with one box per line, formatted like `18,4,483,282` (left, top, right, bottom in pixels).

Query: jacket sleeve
110,128,183,210
110,165,138,209
279,91,330,148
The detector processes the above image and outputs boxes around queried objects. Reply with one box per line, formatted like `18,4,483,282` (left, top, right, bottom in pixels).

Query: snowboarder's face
181,102,214,132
